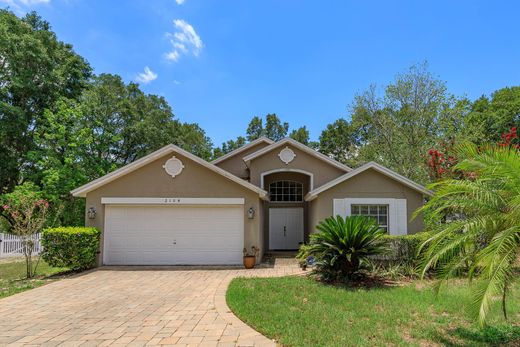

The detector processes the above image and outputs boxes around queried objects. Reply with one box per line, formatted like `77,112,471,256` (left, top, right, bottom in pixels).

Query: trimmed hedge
41,227,100,271
372,232,431,266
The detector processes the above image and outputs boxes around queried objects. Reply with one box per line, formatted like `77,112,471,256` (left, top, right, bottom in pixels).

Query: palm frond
418,144,520,326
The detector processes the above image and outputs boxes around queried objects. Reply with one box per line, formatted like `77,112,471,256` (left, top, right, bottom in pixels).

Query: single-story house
72,137,432,266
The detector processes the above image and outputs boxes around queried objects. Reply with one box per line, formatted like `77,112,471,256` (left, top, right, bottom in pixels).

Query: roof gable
305,161,433,201
71,144,268,198
242,138,352,172
211,137,274,165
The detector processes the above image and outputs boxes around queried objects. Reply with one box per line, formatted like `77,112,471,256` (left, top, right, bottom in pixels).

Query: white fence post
0,233,3,257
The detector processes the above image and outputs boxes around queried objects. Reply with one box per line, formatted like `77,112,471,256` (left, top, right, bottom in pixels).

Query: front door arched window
269,180,303,202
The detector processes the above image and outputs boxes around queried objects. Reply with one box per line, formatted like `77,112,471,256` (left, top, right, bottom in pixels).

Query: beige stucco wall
213,142,271,179
248,145,347,189
84,151,262,265
308,168,425,234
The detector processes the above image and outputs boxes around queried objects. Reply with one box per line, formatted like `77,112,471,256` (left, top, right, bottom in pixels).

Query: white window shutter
393,199,408,235
345,200,352,216
333,199,347,217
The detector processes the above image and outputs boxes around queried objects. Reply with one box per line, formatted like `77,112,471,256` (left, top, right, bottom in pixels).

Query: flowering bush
427,148,457,179
1,183,49,278
498,126,519,149
426,140,458,180
427,127,519,180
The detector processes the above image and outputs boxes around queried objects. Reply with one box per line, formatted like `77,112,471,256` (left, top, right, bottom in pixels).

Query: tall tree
318,119,359,166
0,10,91,194
246,116,263,141
245,114,289,142
27,98,89,225
173,122,213,160
75,73,212,175
463,87,520,145
264,113,289,141
351,62,464,183
289,126,310,145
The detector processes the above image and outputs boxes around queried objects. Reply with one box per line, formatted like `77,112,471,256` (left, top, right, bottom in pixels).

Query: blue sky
3,0,520,145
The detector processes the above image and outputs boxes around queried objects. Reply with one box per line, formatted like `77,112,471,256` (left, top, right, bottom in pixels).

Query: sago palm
416,143,520,326
307,215,388,279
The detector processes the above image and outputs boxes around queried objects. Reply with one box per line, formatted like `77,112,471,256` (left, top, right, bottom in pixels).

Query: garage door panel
106,250,175,265
172,250,243,265
174,235,242,249
107,236,173,250
104,205,244,265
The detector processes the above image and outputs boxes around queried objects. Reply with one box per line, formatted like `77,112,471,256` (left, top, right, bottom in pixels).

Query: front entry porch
261,170,310,251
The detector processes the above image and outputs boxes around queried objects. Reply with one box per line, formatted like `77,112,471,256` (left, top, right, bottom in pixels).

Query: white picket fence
0,233,42,257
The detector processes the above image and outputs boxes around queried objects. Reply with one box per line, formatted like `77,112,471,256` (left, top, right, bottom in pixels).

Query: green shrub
41,227,100,271
375,232,431,266
303,215,388,281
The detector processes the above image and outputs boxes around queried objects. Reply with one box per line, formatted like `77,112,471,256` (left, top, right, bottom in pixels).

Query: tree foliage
349,62,465,183
318,67,520,184
246,113,289,141
289,126,310,145
318,118,358,166
0,10,91,194
463,87,520,145
25,74,212,224
212,136,247,158
214,113,296,159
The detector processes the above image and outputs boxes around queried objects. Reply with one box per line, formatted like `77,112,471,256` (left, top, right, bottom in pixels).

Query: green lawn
0,257,69,298
227,276,520,347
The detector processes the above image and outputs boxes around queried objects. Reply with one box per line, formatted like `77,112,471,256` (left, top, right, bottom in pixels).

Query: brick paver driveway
0,259,303,347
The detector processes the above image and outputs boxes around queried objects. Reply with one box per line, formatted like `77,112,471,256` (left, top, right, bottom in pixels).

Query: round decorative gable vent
163,156,184,178
278,147,296,164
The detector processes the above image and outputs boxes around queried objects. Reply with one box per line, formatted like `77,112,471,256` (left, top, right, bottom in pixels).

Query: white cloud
165,19,203,62
135,66,158,85
173,80,181,85
165,51,180,62
175,0,185,4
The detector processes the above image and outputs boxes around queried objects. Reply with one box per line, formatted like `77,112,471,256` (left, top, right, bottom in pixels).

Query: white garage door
104,205,244,265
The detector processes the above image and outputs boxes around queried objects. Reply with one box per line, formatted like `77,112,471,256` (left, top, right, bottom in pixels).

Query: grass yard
0,257,69,298
227,276,520,347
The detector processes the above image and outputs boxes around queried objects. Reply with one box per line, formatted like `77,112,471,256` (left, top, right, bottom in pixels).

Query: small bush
41,227,100,271
373,232,431,267
365,259,421,279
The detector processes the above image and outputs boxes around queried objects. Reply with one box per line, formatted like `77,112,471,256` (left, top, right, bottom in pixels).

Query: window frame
350,204,389,232
268,180,304,203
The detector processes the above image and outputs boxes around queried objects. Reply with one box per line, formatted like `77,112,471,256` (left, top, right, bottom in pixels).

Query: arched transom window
269,180,303,202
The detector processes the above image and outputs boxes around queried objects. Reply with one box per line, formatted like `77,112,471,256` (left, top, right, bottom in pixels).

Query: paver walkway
0,259,304,347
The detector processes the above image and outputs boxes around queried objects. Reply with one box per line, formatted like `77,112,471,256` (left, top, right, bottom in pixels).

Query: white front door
104,205,244,265
269,207,304,250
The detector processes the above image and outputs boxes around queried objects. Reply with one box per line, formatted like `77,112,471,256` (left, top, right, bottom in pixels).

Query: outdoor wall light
247,207,255,219
87,207,97,219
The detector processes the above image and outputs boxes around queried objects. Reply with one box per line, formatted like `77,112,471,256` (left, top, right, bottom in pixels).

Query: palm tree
417,143,520,326
306,215,388,280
